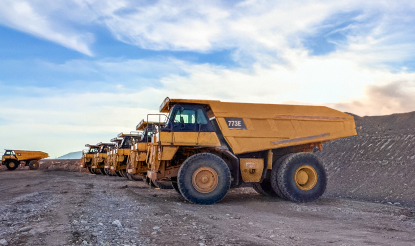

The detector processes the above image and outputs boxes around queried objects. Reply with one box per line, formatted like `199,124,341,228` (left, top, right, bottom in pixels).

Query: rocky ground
0,169,414,246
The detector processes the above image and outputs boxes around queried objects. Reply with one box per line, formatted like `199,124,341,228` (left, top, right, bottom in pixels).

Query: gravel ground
0,169,414,246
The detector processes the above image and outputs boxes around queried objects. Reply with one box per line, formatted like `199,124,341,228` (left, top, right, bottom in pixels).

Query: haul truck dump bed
147,97,357,205
2,150,49,170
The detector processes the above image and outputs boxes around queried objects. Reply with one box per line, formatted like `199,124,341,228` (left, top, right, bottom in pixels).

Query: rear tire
5,160,19,170
178,153,231,205
29,160,39,170
269,155,292,200
252,180,278,197
272,153,327,203
153,180,173,189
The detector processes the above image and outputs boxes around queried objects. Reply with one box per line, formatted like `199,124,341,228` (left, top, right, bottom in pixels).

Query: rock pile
318,111,415,207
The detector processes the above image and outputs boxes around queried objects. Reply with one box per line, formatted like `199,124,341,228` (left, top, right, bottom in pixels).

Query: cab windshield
120,136,133,149
88,148,98,154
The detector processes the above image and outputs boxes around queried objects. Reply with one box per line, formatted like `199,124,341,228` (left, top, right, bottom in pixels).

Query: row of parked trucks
81,97,357,205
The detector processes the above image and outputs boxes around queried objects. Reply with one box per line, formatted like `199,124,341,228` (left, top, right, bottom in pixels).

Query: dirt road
0,170,414,246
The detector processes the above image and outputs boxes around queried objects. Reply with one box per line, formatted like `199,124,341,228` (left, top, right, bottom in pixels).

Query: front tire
178,153,231,205
172,182,181,194
100,168,107,175
29,160,39,170
5,160,19,170
271,153,327,203
92,168,101,175
126,173,142,181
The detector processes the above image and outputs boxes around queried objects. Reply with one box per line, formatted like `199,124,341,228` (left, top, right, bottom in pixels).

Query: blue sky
1,0,415,157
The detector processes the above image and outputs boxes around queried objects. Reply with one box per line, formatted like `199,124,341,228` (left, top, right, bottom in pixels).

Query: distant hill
57,151,83,159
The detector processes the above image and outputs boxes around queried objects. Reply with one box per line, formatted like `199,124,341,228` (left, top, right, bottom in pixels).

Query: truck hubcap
9,162,15,168
294,165,318,191
192,167,218,193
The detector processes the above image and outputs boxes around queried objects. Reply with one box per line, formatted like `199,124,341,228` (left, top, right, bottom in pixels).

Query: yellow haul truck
81,144,99,174
108,133,140,177
125,120,172,189
1,150,49,170
91,143,116,175
126,120,155,181
105,137,123,176
146,97,357,205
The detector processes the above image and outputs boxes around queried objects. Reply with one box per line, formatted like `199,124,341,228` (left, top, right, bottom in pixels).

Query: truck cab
81,144,99,173
91,143,116,175
108,133,140,177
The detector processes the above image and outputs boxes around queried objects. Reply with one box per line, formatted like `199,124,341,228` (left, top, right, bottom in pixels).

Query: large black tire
271,153,327,203
92,168,101,175
153,180,173,189
252,179,278,197
29,160,39,170
126,173,142,181
100,168,107,175
120,169,127,177
178,153,231,205
269,155,292,199
5,160,19,170
172,182,181,194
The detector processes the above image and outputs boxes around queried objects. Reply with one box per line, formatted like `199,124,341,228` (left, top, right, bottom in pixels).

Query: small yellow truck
146,97,357,204
1,150,49,170
91,143,116,175
81,144,99,174
107,133,140,177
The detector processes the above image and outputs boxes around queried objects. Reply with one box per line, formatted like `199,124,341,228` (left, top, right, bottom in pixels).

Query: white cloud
0,0,95,55
2,0,415,67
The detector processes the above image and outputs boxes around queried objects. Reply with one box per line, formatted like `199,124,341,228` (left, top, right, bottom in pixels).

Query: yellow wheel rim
192,167,218,193
294,165,318,191
9,162,15,168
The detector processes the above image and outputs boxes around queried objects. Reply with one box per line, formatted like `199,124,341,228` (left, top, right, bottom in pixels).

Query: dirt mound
40,159,87,172
317,111,415,207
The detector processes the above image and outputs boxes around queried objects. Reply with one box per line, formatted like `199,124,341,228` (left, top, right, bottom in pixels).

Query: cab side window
196,109,208,124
